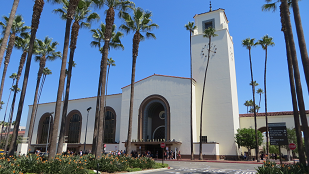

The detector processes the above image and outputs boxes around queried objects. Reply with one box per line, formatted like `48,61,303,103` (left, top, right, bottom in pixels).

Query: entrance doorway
145,144,163,159
138,95,170,141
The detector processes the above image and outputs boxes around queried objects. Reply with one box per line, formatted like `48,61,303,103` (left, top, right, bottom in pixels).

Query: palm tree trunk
190,31,194,160
291,0,309,94
126,31,140,156
27,56,45,152
0,0,19,69
0,78,15,141
49,0,80,160
281,0,309,165
264,47,269,158
0,33,16,106
57,20,80,154
8,0,44,156
249,48,259,162
96,44,108,159
282,20,306,165
5,86,17,153
95,6,115,159
199,36,212,160
92,59,103,154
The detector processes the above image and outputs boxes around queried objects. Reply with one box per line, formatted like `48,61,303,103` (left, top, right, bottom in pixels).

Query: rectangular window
200,136,207,143
202,19,215,31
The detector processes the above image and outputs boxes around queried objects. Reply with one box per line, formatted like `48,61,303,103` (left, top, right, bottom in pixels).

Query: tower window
202,19,215,31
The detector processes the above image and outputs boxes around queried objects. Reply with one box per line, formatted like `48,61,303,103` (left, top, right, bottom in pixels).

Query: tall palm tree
262,0,307,165
91,0,134,158
0,15,30,109
257,34,274,158
53,0,100,154
104,57,116,110
199,27,217,160
242,38,259,162
120,7,158,156
0,0,20,68
0,73,16,142
4,84,20,153
185,21,196,160
27,37,61,152
90,23,124,154
8,0,62,157
280,0,309,165
256,88,263,109
280,4,305,164
290,0,309,94
249,81,259,87
49,0,84,160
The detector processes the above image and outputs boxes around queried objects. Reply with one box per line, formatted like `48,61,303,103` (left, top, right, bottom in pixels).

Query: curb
122,167,170,174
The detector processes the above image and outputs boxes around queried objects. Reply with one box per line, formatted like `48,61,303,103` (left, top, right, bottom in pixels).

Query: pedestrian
80,150,83,156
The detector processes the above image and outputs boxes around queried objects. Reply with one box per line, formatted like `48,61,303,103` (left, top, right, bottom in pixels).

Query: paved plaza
146,161,262,174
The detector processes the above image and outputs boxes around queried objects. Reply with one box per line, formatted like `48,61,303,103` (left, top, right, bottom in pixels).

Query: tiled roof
121,74,195,89
240,110,309,117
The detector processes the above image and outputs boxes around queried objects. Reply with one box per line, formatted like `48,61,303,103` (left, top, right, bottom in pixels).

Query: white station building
22,8,309,159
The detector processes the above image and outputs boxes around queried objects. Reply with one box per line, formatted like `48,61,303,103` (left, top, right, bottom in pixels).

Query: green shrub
256,160,309,174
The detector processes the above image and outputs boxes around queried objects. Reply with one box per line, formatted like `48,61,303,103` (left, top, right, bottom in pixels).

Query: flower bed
0,154,165,174
256,160,309,174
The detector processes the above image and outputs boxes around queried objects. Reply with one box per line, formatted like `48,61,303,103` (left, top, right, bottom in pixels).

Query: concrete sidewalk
154,158,299,165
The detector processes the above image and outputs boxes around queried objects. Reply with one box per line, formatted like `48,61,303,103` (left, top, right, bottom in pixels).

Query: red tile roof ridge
121,74,195,89
240,110,309,117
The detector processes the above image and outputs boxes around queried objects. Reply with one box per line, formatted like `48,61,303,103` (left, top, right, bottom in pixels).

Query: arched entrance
138,95,170,141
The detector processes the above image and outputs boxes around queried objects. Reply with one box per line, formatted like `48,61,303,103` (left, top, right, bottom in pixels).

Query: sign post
268,122,288,164
160,143,165,165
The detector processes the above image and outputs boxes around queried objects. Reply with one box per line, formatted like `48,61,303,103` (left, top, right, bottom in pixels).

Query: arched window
37,113,53,144
104,107,116,143
66,111,82,143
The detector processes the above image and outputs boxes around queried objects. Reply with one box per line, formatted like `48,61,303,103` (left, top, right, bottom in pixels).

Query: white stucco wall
119,75,191,154
27,94,122,146
191,9,239,156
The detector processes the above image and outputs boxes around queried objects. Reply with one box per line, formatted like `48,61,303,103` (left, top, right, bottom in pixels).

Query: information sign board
268,122,288,145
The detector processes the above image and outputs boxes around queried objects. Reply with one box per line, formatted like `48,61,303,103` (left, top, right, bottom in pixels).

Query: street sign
160,142,165,148
289,143,296,150
268,122,288,145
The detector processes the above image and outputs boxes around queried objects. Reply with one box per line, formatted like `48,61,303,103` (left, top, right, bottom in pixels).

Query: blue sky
0,0,309,126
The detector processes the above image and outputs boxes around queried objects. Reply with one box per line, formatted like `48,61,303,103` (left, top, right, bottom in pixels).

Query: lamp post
84,107,92,153
46,112,54,153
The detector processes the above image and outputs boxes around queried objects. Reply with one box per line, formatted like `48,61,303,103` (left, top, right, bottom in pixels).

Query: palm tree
0,0,20,68
120,7,158,156
0,73,16,142
280,0,309,165
198,27,217,160
27,37,61,153
54,0,100,154
49,0,85,160
4,84,20,153
104,57,116,109
91,0,134,158
290,0,309,94
280,5,305,164
242,38,259,162
0,15,30,109
244,100,250,113
185,21,196,160
257,34,274,158
256,88,264,109
249,81,259,87
90,23,124,154
262,0,307,165
8,0,62,157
